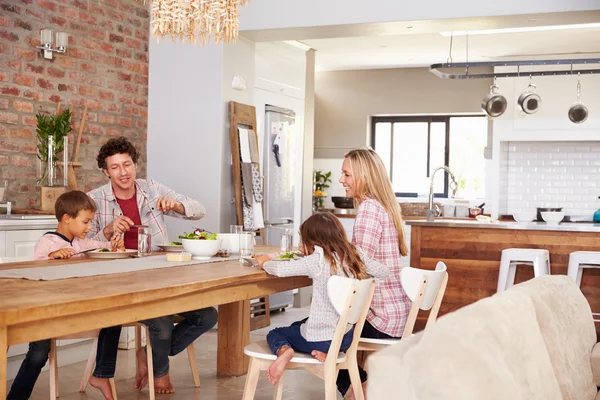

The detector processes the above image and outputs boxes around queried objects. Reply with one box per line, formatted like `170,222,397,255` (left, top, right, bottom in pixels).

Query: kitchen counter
0,216,58,231
406,219,600,232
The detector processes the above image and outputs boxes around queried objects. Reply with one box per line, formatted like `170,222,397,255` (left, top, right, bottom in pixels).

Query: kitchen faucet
427,166,458,222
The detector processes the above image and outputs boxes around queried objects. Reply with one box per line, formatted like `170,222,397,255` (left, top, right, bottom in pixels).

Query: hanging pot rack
430,58,600,79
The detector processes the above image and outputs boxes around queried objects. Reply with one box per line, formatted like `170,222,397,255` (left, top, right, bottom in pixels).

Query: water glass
230,225,243,234
280,229,292,254
239,232,254,258
137,225,151,257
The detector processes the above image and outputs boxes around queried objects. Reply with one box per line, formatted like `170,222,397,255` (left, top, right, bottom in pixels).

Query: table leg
1,325,7,399
217,300,250,376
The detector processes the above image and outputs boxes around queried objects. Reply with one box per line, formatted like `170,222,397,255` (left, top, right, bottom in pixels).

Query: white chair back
327,275,375,324
0,256,33,263
401,261,447,310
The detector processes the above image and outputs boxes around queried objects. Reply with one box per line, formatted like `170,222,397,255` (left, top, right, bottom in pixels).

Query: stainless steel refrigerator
263,104,296,310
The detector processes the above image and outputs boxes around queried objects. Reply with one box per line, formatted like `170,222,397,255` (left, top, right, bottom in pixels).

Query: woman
336,148,412,399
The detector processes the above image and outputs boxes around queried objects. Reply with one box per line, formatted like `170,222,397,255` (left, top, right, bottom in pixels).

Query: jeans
141,307,218,377
336,320,400,396
92,326,123,378
7,340,51,400
266,318,353,358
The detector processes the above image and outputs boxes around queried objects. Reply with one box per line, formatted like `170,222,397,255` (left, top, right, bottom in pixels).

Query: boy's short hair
54,190,97,221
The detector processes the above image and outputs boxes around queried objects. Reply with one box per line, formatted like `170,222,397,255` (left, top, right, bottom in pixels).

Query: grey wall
314,67,492,158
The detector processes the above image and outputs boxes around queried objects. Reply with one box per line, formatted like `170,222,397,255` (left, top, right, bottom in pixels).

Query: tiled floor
15,307,343,399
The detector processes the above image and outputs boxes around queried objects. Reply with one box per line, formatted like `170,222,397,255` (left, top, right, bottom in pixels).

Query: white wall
240,0,598,31
147,41,225,238
489,71,600,218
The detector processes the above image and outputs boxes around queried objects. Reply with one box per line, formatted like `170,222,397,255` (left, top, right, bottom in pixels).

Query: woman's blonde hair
344,148,408,256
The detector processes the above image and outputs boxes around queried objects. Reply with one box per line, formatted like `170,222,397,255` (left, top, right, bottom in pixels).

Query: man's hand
110,234,125,251
103,215,135,240
50,248,76,259
156,197,184,214
254,254,273,269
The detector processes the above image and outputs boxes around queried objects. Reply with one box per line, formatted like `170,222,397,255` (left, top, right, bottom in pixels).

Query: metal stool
567,251,600,322
497,248,550,293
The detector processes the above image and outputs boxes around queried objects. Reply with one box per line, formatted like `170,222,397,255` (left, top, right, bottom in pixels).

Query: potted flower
36,109,71,186
313,170,332,210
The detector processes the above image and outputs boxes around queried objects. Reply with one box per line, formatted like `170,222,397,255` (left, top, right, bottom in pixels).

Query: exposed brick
85,111,97,122
69,21,87,33
0,99,8,109
80,62,96,73
86,99,101,109
90,28,105,40
1,3,22,13
22,145,37,154
134,97,147,107
106,103,119,113
0,125,6,135
14,19,32,31
124,83,136,94
0,140,20,151
79,11,96,24
0,30,19,42
14,74,35,87
135,119,146,129
0,155,7,165
106,128,120,136
71,0,88,10
25,63,44,74
81,37,97,49
7,60,20,70
99,114,114,124
140,108,147,118
90,51,107,63
0,15,10,27
126,17,141,28
69,98,84,108
10,127,33,138
116,48,131,58
0,112,18,124
56,57,77,68
118,1,133,13
69,47,89,59
49,94,61,103
14,47,35,61
47,67,65,78
99,43,113,53
99,20,113,30
125,38,141,50
25,8,44,20
99,90,114,100
25,36,40,47
22,115,37,126
23,90,43,101
118,72,131,82
123,104,139,116
118,116,132,127
135,7,148,18
37,78,54,89
78,86,96,96
57,83,68,92
0,43,7,54
36,0,56,11
134,75,147,85
117,24,132,36
58,5,77,18
107,56,123,68
87,76,103,87
109,33,124,43
119,94,132,104
87,123,103,135
68,71,85,82
49,15,67,27
135,29,148,41
11,156,32,167
0,71,7,82
12,100,33,113
89,4,105,15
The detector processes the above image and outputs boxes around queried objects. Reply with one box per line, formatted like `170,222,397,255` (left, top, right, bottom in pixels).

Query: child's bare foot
134,347,148,390
154,373,175,394
89,376,114,400
266,346,294,386
311,350,327,362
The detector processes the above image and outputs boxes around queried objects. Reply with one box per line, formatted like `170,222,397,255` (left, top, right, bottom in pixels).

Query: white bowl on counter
513,212,536,223
182,239,222,260
541,211,565,225
217,233,240,254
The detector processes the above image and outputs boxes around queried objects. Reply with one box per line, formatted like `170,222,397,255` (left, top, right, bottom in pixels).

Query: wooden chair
242,276,376,400
358,261,449,353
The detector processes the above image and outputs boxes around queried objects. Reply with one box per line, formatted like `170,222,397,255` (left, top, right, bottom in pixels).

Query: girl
336,148,412,399
255,212,388,387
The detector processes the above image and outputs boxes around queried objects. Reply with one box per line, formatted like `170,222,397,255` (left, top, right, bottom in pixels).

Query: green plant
313,170,332,210
36,109,71,185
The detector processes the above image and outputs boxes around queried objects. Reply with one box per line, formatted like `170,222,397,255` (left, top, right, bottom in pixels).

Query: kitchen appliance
518,80,541,114
263,105,297,310
331,196,354,209
481,80,507,118
593,196,600,223
536,207,563,222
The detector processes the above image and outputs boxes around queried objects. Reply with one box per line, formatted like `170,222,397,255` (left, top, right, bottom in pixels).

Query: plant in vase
36,109,71,186
313,170,332,210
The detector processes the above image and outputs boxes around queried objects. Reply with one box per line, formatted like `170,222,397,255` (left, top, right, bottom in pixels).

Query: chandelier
145,0,251,45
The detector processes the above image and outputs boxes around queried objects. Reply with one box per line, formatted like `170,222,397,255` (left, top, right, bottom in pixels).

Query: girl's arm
353,199,383,258
359,249,389,280
263,251,322,278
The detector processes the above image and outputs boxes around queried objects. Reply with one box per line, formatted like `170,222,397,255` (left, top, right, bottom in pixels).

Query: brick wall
0,0,149,209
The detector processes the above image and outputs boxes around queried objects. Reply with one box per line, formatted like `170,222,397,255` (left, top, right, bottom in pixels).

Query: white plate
240,257,258,266
86,249,137,259
157,244,184,252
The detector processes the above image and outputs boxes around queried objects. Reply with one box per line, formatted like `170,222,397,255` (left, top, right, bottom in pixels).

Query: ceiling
242,11,600,71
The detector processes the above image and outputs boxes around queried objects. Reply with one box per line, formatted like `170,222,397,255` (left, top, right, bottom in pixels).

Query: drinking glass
280,229,292,254
137,225,151,257
239,232,254,258
230,225,243,234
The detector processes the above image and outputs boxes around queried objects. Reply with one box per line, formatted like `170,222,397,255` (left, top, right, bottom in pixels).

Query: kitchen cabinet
5,229,48,257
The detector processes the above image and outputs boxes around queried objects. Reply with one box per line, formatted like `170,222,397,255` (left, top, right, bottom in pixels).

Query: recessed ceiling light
439,22,600,36
406,26,414,29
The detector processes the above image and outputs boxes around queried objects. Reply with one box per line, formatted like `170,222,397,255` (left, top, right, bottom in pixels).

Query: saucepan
481,80,507,118
568,75,588,124
518,80,541,115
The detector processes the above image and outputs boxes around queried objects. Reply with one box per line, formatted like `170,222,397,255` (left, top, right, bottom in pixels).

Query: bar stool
497,248,550,293
567,251,600,322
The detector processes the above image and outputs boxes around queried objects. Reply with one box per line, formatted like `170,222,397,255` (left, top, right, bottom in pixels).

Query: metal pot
481,82,507,118
518,82,541,114
331,196,355,209
568,77,588,124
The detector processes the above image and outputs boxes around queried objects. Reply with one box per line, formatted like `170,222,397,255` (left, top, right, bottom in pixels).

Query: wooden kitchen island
407,219,600,337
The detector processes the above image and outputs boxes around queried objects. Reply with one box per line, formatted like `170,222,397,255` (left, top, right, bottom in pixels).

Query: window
371,115,487,198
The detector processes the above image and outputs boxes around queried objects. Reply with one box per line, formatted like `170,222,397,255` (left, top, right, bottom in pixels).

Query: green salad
99,248,111,252
178,229,217,241
169,241,182,246
276,252,295,260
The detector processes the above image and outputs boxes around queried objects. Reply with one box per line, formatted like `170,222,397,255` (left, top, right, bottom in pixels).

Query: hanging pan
568,75,588,124
481,78,507,118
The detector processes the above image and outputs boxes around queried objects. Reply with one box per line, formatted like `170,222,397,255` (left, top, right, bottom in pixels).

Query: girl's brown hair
300,212,367,279
344,148,408,256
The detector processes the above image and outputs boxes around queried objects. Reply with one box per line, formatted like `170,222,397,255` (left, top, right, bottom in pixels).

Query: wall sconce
36,29,68,60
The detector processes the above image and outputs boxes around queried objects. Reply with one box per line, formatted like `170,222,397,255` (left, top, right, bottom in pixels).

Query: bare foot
154,373,175,394
266,346,294,386
134,347,149,390
311,350,327,362
89,376,114,400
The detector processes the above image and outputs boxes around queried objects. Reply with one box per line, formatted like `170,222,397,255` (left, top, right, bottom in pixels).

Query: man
87,136,218,395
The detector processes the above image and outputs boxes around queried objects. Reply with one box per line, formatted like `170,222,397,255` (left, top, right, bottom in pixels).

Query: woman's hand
50,248,75,259
254,254,273,269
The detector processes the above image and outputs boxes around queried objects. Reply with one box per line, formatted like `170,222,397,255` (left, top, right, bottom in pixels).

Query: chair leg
49,339,59,400
109,378,117,399
242,357,261,400
186,342,201,388
497,256,512,292
273,373,284,400
323,367,338,400
79,336,98,392
145,327,155,400
347,353,365,400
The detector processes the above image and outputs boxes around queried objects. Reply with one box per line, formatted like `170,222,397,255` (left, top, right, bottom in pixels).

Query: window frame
370,114,485,198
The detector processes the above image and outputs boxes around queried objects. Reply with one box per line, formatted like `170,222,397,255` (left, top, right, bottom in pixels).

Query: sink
0,214,56,220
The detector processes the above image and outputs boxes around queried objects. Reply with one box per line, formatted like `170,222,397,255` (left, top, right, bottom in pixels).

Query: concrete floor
14,307,344,399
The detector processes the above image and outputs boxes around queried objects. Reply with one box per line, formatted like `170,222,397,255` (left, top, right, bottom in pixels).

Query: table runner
0,255,238,281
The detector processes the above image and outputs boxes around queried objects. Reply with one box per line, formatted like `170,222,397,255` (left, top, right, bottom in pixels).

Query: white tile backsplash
499,141,600,218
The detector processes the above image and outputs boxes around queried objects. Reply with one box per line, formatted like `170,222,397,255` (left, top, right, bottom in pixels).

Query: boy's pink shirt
33,233,111,260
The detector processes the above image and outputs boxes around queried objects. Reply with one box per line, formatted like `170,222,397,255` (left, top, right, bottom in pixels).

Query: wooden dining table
0,249,312,398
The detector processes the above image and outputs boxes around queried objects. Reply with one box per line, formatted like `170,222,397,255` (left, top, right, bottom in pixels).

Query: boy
8,191,123,400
